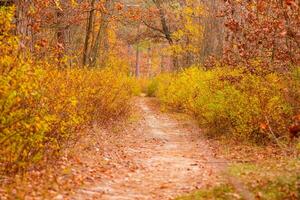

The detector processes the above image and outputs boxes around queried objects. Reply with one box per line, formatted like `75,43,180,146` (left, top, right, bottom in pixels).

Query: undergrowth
147,66,299,144
176,159,299,200
175,184,236,200
0,7,136,173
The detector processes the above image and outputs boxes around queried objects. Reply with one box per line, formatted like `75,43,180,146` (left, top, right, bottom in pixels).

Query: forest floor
1,97,299,200
72,97,224,200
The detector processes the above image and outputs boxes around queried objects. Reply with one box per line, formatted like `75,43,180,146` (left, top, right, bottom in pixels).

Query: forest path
73,97,224,200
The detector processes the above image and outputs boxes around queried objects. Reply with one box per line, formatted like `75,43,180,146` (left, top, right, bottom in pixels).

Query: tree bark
89,0,113,68
83,0,96,66
147,46,152,77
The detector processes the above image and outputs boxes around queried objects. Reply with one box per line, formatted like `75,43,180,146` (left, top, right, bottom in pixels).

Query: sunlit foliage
0,7,136,173
150,66,299,143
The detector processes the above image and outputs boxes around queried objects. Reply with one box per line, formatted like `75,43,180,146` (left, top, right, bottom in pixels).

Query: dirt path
73,98,223,200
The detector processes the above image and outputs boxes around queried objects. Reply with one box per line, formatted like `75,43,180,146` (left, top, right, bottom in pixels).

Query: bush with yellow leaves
152,66,298,144
0,7,135,173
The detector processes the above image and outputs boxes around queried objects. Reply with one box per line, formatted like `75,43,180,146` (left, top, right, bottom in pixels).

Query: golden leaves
153,66,294,142
0,8,135,172
54,0,63,11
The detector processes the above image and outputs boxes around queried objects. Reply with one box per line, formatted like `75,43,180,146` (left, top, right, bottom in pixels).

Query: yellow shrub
136,78,149,95
0,66,135,172
155,66,294,143
0,7,135,172
146,78,160,97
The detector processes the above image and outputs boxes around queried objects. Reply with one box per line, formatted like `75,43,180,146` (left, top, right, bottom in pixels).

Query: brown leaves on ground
0,97,222,200
2,97,297,200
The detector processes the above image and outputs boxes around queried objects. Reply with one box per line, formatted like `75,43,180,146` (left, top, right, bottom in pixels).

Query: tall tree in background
200,0,225,64
83,0,96,66
89,0,115,67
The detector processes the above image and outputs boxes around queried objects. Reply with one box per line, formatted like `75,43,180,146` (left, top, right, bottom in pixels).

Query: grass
175,158,300,200
175,184,239,200
228,163,258,177
228,159,300,200
253,175,299,199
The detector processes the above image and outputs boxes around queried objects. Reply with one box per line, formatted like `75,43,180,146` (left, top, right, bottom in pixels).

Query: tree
83,0,96,66
221,0,300,71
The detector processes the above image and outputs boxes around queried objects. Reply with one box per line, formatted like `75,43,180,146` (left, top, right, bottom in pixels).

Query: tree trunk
135,43,140,77
83,0,96,66
152,0,179,70
147,46,152,77
89,0,113,68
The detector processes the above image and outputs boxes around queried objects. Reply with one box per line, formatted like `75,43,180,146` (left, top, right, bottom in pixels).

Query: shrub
146,78,159,97
0,7,135,173
154,66,295,143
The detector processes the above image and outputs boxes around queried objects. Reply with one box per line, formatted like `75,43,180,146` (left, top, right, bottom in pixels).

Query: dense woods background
0,0,299,199
1,0,299,72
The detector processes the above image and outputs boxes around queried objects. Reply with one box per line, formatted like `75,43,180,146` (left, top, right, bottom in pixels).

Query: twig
264,115,286,149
